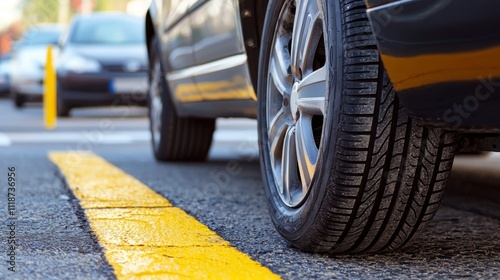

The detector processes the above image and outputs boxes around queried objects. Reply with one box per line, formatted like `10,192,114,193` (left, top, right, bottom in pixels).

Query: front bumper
11,76,44,97
367,0,500,131
57,71,148,107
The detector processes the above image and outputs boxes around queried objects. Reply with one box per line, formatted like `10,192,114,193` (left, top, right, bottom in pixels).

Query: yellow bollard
44,45,57,129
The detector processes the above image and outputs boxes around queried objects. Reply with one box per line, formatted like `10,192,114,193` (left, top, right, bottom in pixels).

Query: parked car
0,54,12,95
145,0,500,254
10,25,63,107
56,13,148,117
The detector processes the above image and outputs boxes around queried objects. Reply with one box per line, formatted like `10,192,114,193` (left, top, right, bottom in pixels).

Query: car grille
59,79,110,93
102,63,147,73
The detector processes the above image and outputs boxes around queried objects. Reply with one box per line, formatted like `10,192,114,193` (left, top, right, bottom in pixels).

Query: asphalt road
0,98,499,279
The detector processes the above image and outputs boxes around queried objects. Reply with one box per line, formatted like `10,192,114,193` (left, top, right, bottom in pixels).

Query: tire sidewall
12,90,24,108
258,0,345,245
56,88,70,117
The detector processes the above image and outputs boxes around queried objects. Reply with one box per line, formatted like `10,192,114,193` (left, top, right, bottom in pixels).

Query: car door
160,0,202,103
160,0,196,70
188,0,256,102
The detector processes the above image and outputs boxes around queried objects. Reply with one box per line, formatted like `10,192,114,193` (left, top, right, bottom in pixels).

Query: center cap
290,82,299,121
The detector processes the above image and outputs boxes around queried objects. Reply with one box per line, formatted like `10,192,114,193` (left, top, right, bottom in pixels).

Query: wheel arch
239,0,268,92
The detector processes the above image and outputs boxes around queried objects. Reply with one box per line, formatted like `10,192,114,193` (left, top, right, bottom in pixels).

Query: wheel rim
150,60,163,150
266,0,327,208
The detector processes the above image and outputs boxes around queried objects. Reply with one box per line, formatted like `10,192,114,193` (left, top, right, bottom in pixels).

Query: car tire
12,90,25,108
257,0,459,253
148,38,215,162
57,94,71,117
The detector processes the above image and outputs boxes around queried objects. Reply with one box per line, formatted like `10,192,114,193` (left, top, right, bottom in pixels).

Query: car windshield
70,15,144,45
22,29,62,46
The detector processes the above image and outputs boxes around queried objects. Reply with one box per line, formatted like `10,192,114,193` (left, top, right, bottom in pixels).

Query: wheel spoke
291,0,322,77
152,63,163,131
153,97,162,130
281,127,298,202
269,108,290,161
296,66,327,116
275,37,291,76
149,62,163,148
295,115,318,190
270,37,293,96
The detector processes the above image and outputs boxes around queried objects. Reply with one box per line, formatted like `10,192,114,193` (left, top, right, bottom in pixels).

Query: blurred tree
20,0,60,26
20,0,138,29
94,0,130,12
94,0,111,11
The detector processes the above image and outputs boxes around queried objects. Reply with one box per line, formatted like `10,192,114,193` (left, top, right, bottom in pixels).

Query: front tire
148,38,215,162
12,90,25,108
258,0,458,253
57,93,71,117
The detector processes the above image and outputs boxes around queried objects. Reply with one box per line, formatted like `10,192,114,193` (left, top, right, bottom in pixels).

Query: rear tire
148,38,215,162
258,0,458,253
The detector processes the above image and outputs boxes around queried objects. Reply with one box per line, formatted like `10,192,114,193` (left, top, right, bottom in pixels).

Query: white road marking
3,131,149,145
0,133,12,146
0,130,258,145
214,130,258,142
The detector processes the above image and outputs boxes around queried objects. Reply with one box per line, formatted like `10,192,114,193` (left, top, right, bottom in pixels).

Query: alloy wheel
266,0,327,208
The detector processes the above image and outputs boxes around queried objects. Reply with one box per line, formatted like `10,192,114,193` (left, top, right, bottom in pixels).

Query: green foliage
20,0,134,28
21,0,60,26
94,0,130,12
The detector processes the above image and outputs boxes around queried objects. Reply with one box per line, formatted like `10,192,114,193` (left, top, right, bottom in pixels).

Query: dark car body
56,13,148,116
365,0,500,131
146,0,500,130
146,0,261,119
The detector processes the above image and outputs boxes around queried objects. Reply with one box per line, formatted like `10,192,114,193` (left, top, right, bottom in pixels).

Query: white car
10,25,63,108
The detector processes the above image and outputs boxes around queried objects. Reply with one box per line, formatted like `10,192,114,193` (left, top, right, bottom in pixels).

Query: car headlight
60,55,101,73
15,55,42,74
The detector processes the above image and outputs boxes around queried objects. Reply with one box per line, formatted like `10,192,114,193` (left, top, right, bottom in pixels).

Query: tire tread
291,0,458,253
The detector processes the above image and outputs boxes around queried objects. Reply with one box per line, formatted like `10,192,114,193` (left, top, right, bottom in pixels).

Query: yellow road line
49,152,280,280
